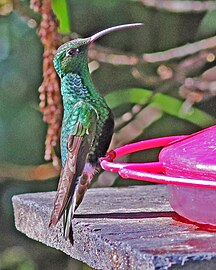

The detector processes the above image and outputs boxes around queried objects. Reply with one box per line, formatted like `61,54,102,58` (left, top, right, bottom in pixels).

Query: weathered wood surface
12,185,216,270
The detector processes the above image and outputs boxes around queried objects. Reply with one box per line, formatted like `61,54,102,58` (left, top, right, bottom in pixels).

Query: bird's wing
49,101,98,227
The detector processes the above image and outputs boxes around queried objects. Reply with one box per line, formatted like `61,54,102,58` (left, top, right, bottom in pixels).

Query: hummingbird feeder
100,125,216,227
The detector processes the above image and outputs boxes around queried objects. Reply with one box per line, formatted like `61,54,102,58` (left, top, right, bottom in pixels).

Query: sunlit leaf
105,88,215,128
197,10,216,37
105,88,152,109
51,0,70,33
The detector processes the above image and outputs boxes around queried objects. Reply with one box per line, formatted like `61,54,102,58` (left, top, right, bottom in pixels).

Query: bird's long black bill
89,23,143,43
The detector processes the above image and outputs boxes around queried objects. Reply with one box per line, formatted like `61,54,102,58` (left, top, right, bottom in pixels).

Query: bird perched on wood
49,23,143,243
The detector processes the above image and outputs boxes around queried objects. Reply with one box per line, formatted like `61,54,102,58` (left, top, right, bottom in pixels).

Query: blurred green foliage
0,0,215,269
0,247,35,270
105,89,214,127
0,11,44,165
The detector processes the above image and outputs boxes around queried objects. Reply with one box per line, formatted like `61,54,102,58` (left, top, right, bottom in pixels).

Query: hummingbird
49,23,143,243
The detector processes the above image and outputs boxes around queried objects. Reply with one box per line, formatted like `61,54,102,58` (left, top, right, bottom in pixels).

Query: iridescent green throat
60,62,107,108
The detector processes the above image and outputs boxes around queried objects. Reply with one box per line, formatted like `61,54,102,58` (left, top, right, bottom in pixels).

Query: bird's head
53,23,143,78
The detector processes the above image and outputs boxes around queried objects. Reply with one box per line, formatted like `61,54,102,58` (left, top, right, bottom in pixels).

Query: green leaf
51,0,70,33
105,88,152,109
197,10,216,37
105,88,215,128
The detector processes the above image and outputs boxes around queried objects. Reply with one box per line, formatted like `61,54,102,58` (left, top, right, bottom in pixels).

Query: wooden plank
12,185,216,270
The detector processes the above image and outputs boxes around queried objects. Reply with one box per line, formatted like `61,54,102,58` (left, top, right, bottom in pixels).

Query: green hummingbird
49,23,143,243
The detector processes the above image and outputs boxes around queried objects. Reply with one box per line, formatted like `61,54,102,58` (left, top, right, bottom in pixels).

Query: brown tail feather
49,136,83,226
63,165,95,241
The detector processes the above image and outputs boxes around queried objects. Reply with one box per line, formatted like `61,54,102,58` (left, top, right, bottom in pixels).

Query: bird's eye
66,48,80,57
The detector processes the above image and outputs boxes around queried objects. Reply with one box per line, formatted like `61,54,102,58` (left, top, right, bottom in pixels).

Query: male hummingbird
49,23,143,243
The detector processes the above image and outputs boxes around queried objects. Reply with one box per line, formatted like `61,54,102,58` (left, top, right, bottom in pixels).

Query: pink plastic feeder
100,125,216,227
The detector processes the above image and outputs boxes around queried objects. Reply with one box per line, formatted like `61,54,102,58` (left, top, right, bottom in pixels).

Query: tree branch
143,37,216,63
135,0,216,13
88,36,216,66
0,162,60,181
88,46,139,66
